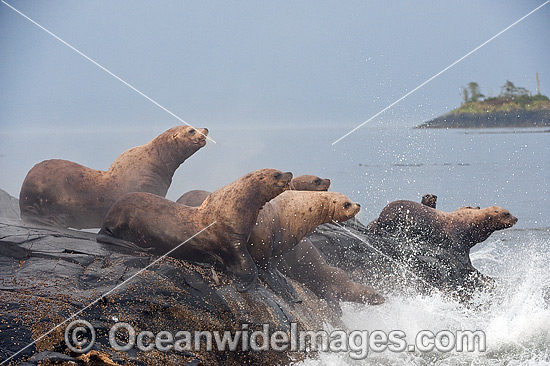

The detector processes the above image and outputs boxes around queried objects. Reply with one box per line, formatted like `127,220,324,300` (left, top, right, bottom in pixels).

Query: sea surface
292,126,549,365
0,124,549,364
2,125,548,229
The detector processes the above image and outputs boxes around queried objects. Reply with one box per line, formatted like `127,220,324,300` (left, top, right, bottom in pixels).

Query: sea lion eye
344,202,351,209
274,172,282,179
188,129,196,135
314,178,321,185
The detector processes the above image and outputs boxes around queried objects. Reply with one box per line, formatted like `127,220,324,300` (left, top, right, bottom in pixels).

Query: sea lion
176,175,331,207
367,200,518,249
289,175,331,191
247,191,363,301
176,190,211,207
19,126,208,229
421,193,437,208
97,169,293,291
280,239,384,311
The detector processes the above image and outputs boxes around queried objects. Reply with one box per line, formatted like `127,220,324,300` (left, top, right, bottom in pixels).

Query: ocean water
296,227,550,365
1,125,549,364
1,125,548,229
286,126,549,365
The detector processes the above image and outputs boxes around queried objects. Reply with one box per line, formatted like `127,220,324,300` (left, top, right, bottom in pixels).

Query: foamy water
297,229,550,365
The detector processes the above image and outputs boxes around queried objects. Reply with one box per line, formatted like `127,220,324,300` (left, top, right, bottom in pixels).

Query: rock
0,191,492,365
417,110,550,128
0,189,20,220
0,218,335,365
308,219,493,298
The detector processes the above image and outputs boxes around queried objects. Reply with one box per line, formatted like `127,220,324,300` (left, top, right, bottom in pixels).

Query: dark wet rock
309,219,493,298
0,190,492,365
0,218,334,365
19,351,77,365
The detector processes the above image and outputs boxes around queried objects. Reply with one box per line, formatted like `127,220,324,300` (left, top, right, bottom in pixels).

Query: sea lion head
155,125,209,161
290,175,331,191
483,206,518,230
421,193,437,208
169,125,209,147
330,193,361,223
249,168,293,196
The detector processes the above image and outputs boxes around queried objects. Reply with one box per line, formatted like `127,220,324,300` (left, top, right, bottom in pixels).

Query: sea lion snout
332,195,361,222
194,127,209,145
489,207,518,229
351,202,361,216
505,214,518,227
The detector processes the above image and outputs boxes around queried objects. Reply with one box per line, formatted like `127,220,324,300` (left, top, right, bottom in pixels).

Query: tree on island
461,82,484,104
460,79,545,106
462,88,469,104
500,80,530,98
468,82,484,102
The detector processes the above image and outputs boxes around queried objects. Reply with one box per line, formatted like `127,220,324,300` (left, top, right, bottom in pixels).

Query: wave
298,229,550,365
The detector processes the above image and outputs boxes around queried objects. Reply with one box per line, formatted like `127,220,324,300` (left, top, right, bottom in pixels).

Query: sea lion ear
172,133,179,138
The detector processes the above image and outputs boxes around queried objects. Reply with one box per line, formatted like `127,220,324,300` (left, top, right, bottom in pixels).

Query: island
417,79,550,128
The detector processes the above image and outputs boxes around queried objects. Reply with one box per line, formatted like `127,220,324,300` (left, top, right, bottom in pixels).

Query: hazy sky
1,1,549,209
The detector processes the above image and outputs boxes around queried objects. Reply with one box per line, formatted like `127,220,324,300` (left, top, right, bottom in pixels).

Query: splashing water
297,229,550,365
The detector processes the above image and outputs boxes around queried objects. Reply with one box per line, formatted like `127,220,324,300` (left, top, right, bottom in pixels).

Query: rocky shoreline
0,189,493,365
417,110,550,129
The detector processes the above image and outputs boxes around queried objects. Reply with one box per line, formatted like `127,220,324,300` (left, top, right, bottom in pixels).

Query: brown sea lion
176,190,211,207
421,193,437,208
247,191,368,302
280,239,384,309
19,126,208,229
176,174,331,207
97,169,293,291
289,175,331,191
368,200,518,248
249,191,361,264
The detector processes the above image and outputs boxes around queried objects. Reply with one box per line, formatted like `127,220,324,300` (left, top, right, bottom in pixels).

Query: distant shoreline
463,128,550,134
417,94,550,129
417,110,550,129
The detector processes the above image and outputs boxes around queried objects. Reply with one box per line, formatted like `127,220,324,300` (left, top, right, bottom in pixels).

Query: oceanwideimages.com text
65,320,486,359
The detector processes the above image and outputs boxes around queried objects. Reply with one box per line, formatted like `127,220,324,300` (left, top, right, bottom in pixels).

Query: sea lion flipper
96,231,151,252
225,242,258,292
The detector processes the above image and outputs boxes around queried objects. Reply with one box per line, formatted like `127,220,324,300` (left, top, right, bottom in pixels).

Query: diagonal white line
0,221,216,365
332,1,549,145
1,0,215,144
